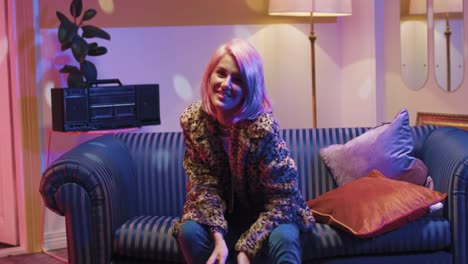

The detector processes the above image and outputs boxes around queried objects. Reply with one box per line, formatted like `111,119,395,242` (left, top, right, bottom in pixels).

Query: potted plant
56,0,111,88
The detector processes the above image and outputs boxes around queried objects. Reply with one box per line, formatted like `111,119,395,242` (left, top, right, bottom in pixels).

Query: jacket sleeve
234,129,314,259
175,106,229,233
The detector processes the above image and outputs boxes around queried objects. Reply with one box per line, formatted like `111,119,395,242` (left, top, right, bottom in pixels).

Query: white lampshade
409,0,427,15
433,0,462,14
269,0,352,17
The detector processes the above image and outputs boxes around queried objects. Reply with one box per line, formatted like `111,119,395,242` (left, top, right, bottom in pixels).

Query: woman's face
209,54,245,113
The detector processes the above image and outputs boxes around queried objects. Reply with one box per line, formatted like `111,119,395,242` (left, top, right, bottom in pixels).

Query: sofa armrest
421,127,468,264
40,135,137,264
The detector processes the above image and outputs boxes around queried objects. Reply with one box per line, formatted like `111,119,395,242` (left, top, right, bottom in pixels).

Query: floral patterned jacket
171,101,315,259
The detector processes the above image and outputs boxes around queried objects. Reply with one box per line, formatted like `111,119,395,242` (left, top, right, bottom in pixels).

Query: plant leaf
57,22,68,43
88,46,107,56
57,20,78,44
67,70,85,88
70,0,83,18
61,42,72,51
56,11,70,24
59,65,79,73
87,42,98,50
82,9,97,21
81,60,97,82
71,35,88,63
82,25,111,40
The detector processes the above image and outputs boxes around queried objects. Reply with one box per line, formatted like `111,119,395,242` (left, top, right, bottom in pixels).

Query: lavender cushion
320,108,429,187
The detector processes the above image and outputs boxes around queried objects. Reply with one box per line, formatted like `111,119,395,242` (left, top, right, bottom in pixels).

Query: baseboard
43,230,67,251
0,246,27,257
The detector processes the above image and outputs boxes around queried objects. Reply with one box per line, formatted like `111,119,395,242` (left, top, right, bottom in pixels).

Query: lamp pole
444,13,451,92
309,13,317,128
268,0,351,127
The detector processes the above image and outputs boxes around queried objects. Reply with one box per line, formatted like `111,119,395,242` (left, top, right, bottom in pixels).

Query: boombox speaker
51,79,161,132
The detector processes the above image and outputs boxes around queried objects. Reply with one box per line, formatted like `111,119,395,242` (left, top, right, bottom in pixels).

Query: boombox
51,81,161,132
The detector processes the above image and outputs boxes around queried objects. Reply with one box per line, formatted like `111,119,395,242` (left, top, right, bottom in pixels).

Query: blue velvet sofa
39,125,468,264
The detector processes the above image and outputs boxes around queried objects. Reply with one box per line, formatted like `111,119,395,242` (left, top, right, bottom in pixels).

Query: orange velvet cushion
306,170,447,238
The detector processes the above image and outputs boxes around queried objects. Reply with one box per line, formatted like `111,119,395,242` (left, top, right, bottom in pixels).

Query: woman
171,38,314,264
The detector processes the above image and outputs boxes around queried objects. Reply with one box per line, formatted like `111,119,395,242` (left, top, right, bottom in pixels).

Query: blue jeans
177,220,302,264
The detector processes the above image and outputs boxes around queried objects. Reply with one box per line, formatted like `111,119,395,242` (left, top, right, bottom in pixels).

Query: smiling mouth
217,92,232,100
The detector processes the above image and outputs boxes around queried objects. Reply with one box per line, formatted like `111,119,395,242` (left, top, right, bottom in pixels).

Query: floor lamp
433,0,462,92
269,0,352,128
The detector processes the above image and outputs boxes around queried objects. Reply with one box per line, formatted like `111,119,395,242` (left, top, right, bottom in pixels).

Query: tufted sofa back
114,126,437,217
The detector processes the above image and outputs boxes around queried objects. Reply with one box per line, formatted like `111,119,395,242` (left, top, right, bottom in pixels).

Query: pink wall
384,0,468,124
341,0,379,127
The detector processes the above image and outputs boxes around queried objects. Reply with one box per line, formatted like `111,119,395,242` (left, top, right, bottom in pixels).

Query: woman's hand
237,251,250,264
206,232,228,264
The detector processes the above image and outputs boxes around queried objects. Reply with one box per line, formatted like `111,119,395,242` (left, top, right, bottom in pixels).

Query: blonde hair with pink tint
200,39,272,122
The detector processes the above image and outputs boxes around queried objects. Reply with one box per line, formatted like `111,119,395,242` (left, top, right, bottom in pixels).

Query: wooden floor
0,249,67,264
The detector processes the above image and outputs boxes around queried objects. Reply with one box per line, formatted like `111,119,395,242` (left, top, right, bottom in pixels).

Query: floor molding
0,246,27,257
43,231,67,251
